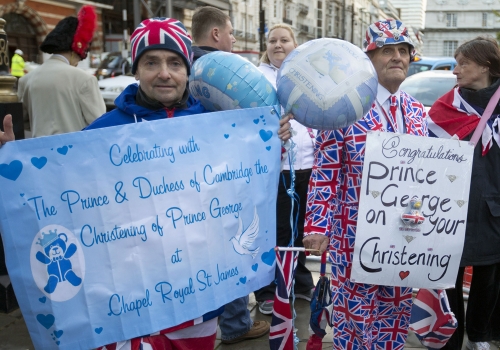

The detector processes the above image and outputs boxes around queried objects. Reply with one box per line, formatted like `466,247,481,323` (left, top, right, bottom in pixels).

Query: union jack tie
387,95,398,132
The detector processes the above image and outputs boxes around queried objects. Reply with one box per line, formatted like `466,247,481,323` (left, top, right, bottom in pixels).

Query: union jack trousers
332,265,413,349
97,317,218,350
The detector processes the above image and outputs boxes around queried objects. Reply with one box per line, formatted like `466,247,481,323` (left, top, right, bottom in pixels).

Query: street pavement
0,258,497,350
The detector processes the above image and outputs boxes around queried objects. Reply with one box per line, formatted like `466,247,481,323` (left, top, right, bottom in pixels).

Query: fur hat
40,5,97,59
14,49,23,55
130,18,192,75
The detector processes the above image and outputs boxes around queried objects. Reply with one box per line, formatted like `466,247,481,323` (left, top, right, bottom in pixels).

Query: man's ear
212,27,220,42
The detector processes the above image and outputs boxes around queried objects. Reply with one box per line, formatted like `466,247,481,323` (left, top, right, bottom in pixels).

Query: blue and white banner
0,106,281,349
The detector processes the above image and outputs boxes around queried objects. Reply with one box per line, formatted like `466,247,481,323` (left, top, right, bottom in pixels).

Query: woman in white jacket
255,23,316,315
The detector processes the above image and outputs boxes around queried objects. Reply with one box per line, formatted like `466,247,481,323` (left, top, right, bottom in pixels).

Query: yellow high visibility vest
11,53,25,77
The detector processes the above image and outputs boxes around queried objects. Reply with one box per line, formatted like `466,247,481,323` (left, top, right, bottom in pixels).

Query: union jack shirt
304,90,428,267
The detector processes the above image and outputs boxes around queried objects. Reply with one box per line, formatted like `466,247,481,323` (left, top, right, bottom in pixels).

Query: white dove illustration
229,207,260,258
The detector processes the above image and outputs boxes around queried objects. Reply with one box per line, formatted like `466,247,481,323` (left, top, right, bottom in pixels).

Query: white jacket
18,55,106,137
258,62,315,170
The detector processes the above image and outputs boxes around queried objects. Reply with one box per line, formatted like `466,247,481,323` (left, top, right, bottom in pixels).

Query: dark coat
461,135,500,266
192,45,219,63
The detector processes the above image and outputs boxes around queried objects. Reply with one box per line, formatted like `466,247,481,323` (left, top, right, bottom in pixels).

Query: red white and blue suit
305,85,428,349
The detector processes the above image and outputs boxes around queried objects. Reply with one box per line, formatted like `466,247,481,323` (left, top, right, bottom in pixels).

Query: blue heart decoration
251,263,258,272
0,160,23,181
39,296,46,303
266,146,271,151
224,134,229,139
57,146,68,155
36,313,55,329
31,156,47,170
239,276,247,284
54,330,63,338
253,119,259,124
261,248,276,266
56,341,60,345
231,123,236,127
95,327,103,334
259,130,273,142
68,145,73,148
20,193,24,197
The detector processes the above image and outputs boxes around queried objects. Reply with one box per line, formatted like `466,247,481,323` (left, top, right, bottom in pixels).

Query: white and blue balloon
189,39,378,130
277,38,378,130
189,51,279,111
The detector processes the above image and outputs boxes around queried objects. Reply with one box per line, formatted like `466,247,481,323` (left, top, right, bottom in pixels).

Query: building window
335,5,341,37
273,1,277,18
443,41,458,56
317,1,323,29
482,12,488,27
446,13,457,27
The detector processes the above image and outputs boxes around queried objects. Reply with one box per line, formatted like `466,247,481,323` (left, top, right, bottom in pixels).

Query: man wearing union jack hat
303,19,428,349
82,17,291,350
0,16,292,350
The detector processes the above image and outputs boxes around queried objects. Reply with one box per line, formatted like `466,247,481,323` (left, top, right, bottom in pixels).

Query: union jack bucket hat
130,17,193,74
363,19,415,57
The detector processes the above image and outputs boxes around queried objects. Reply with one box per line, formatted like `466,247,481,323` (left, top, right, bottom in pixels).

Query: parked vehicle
232,50,260,66
95,51,131,80
407,56,457,76
400,70,457,111
98,74,136,110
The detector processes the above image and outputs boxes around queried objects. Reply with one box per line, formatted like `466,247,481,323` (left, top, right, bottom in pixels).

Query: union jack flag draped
269,249,299,350
409,289,457,349
428,87,500,155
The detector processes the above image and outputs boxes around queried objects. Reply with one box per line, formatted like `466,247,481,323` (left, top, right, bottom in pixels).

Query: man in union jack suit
303,19,428,349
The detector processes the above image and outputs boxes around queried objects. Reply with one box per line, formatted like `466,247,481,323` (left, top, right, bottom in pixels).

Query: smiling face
453,53,491,91
266,27,297,68
134,50,188,107
369,43,411,93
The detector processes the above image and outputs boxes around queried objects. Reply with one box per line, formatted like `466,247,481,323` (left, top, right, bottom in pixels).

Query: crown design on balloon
36,229,58,248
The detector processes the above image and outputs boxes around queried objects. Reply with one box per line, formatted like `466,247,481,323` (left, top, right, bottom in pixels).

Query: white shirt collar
52,54,70,65
376,83,400,107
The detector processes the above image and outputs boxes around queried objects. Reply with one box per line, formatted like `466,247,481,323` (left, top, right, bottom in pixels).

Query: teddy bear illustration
36,229,82,294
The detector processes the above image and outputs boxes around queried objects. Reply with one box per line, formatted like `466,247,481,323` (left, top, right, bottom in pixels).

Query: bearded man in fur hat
17,5,105,138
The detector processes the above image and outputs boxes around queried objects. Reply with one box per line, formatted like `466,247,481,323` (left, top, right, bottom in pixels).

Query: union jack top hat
130,18,193,74
363,19,415,58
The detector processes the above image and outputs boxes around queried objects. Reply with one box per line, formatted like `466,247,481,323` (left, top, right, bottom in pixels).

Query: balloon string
285,137,299,350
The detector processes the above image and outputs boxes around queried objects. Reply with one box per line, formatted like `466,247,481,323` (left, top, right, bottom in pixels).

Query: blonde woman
255,23,316,315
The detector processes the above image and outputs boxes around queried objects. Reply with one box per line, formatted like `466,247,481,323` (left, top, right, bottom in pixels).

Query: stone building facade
423,0,500,56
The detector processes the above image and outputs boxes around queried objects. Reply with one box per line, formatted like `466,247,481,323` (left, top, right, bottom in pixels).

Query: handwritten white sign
0,106,281,349
351,131,474,289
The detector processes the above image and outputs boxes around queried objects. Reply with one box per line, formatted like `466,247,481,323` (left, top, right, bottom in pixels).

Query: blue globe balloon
189,51,279,111
277,38,378,130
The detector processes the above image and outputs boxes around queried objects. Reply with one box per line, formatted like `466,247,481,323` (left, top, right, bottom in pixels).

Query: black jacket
192,46,219,63
460,80,500,266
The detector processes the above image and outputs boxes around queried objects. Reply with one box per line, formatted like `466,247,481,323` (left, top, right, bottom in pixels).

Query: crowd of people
0,4,499,350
